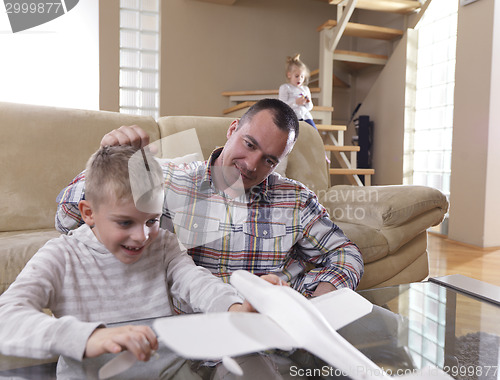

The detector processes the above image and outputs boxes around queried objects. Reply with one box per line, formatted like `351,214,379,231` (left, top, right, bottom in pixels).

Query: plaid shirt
56,148,363,298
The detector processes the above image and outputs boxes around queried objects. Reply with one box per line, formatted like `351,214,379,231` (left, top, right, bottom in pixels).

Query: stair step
222,88,320,97
328,0,421,14
334,50,388,65
317,124,346,132
318,20,404,40
329,168,375,175
313,106,334,112
223,103,333,116
310,69,350,88
223,101,256,115
324,145,360,152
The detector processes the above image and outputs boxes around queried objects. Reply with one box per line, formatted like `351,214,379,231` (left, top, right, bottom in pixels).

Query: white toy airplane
153,271,453,380
99,270,453,379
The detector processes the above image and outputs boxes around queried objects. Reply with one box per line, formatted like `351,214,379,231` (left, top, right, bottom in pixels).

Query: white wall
159,0,334,117
355,32,413,185
484,0,500,247
0,0,99,110
354,0,500,247
448,0,500,247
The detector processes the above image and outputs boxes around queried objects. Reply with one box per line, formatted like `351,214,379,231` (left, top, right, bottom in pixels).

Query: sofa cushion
154,128,204,162
358,248,429,290
335,222,389,264
0,102,161,232
0,229,60,294
357,232,427,289
336,205,444,265
285,121,329,194
157,116,232,161
323,185,448,228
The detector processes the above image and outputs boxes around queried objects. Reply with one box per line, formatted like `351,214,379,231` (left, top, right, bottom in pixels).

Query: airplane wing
111,272,453,380
310,287,373,330
153,312,296,359
153,286,372,360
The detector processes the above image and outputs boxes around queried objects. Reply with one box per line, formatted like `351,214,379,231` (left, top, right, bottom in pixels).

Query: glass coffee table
1,275,499,379
348,275,500,380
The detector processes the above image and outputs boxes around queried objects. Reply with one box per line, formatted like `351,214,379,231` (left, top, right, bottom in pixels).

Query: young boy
0,145,247,368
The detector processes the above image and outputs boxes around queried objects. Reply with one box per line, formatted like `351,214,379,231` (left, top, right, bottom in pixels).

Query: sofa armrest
320,185,449,229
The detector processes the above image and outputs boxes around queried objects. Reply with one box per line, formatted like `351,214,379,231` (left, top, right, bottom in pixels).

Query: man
56,99,363,302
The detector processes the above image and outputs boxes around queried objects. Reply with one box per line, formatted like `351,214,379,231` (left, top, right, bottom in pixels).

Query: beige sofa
0,102,448,294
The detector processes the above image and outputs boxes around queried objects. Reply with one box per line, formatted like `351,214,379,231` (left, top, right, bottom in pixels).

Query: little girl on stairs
278,53,317,130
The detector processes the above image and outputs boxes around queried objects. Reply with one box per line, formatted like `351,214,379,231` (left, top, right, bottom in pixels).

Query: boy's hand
85,325,158,361
228,274,289,313
101,125,150,149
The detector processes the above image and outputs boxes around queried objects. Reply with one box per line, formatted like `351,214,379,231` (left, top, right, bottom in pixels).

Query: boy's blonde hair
85,145,164,212
285,53,310,85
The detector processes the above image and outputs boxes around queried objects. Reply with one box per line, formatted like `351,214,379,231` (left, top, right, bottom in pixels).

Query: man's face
218,109,293,191
87,197,161,264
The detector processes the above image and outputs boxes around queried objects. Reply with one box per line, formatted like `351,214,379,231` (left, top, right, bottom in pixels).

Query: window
0,0,99,109
404,0,458,199
119,0,160,118
407,284,447,370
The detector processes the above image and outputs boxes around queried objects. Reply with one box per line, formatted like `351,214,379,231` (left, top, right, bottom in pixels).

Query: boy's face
80,197,161,264
287,67,306,87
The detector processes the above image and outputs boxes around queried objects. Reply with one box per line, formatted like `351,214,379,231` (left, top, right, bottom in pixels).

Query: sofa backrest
156,116,330,195
0,102,330,233
0,102,161,232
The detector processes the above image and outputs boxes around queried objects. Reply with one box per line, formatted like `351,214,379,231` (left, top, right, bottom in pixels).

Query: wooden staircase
328,0,421,14
316,0,424,185
221,88,334,124
318,124,374,186
221,0,426,186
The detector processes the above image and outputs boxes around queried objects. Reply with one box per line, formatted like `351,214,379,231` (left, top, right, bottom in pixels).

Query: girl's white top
279,83,313,120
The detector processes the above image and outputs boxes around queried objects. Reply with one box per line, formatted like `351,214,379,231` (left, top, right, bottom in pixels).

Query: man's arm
55,172,86,233
312,282,336,297
295,191,364,296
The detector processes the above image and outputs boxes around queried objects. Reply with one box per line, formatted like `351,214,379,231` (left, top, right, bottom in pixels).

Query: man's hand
101,125,150,149
228,302,253,312
228,273,289,313
312,281,336,297
85,325,158,361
